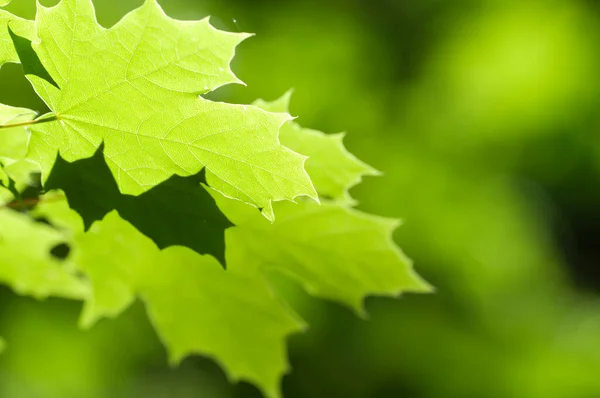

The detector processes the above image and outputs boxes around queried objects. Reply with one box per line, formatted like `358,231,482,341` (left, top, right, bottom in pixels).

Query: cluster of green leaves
0,0,430,396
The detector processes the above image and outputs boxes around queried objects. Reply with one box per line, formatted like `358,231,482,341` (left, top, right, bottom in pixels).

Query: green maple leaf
254,91,380,204
73,211,303,398
0,206,88,299
0,8,31,67
218,195,432,314
141,247,303,398
17,0,316,220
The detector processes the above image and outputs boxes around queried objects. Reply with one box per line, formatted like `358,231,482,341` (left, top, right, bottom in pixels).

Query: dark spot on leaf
50,243,70,260
33,216,52,227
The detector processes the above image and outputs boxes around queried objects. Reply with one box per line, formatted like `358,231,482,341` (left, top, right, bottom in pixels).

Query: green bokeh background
2,0,600,397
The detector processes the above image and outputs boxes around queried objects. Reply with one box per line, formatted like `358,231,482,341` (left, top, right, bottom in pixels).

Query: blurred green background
3,0,600,397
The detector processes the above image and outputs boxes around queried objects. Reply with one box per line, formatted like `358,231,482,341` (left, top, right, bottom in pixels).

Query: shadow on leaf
9,26,59,89
46,145,233,266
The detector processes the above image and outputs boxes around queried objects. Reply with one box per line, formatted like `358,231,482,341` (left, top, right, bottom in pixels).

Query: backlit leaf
20,0,316,220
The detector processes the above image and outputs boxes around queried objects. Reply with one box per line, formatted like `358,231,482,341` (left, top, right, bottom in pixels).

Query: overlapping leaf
49,92,430,396
73,211,303,398
142,246,303,398
242,93,430,311
0,104,36,160
0,105,86,300
0,104,28,192
0,206,88,299
0,1,431,397
0,104,40,203
218,195,431,314
254,92,380,204
19,0,316,220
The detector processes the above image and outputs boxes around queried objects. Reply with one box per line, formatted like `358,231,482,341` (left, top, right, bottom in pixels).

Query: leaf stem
0,114,57,130
0,119,38,129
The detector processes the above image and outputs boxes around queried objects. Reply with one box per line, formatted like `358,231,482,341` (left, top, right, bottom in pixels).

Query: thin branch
2,193,66,210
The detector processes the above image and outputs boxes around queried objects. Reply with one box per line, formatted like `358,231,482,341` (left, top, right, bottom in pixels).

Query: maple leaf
17,0,316,220
218,195,431,314
141,247,303,398
73,211,303,398
254,91,380,204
